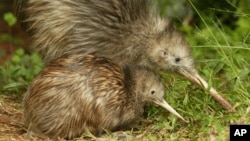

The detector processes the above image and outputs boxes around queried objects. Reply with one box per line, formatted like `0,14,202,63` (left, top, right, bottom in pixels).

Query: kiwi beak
178,68,235,112
154,99,187,122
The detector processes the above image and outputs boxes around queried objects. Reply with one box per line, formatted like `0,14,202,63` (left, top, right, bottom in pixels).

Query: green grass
0,48,43,96
144,1,250,140
0,1,250,140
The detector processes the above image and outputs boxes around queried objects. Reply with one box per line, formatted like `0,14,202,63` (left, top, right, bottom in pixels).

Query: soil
0,95,25,141
0,95,56,141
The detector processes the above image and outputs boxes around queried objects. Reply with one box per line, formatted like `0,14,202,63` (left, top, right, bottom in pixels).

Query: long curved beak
178,68,235,112
154,99,187,122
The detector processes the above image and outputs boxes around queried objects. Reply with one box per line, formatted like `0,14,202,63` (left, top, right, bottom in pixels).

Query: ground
0,95,26,141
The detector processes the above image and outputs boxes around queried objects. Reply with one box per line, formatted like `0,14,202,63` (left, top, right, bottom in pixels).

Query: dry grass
0,95,26,141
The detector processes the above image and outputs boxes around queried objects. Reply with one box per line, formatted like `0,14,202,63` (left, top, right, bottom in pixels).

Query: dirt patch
0,95,25,141
0,95,53,141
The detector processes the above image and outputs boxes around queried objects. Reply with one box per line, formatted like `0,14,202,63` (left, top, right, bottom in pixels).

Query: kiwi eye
160,50,168,57
175,57,181,63
151,90,155,95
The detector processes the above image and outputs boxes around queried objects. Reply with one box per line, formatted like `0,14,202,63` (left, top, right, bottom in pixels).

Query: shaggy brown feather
16,0,233,115
23,54,184,139
14,0,192,70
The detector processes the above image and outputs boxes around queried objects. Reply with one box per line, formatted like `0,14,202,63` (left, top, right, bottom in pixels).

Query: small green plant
0,48,43,95
4,12,17,27
0,12,23,54
0,12,42,96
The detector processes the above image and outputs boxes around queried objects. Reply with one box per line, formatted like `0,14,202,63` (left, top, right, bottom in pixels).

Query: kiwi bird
23,54,186,139
15,0,233,111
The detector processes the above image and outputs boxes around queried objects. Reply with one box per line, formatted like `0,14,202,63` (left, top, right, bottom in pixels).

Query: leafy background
0,0,249,140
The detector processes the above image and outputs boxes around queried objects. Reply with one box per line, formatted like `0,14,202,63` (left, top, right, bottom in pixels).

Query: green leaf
15,48,25,56
11,55,21,63
238,68,250,80
183,93,189,105
3,12,17,27
2,82,25,90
